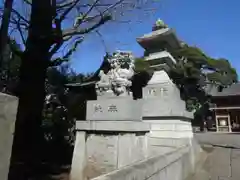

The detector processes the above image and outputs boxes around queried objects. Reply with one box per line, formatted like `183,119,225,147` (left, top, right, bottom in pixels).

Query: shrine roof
137,28,172,40
211,83,240,97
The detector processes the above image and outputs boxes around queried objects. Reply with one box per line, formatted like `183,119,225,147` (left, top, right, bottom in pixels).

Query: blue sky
70,0,240,74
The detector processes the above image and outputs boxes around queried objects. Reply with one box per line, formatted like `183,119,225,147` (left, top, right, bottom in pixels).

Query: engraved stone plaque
108,105,118,112
86,98,142,121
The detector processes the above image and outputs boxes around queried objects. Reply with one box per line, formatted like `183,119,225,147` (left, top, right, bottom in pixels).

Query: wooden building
209,83,240,132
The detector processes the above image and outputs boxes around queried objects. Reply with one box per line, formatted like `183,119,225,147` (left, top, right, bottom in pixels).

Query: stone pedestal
142,70,191,116
142,70,194,156
142,70,193,119
0,93,18,180
70,121,150,180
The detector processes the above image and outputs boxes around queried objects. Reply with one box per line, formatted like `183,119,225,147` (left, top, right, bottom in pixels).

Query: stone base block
71,130,149,180
144,119,193,139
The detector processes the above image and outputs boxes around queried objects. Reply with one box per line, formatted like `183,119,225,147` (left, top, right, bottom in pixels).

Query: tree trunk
0,0,14,69
8,0,53,179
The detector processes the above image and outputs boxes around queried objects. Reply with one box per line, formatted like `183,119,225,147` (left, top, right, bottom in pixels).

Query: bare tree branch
77,0,100,24
49,39,64,57
8,38,23,57
62,14,111,38
0,8,29,29
100,0,125,16
11,8,29,25
5,0,160,66
95,30,108,53
23,0,32,6
17,23,26,45
56,0,76,10
56,2,114,11
49,37,83,67
51,0,139,60
59,0,81,22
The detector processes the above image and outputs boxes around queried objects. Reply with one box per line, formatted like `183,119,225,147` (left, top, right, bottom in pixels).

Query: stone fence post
0,93,18,180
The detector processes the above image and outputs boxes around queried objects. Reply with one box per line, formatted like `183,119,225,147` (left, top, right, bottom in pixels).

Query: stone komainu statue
95,51,135,97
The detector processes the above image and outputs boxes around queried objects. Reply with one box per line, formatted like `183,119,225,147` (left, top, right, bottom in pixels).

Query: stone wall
92,145,199,180
0,93,18,180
